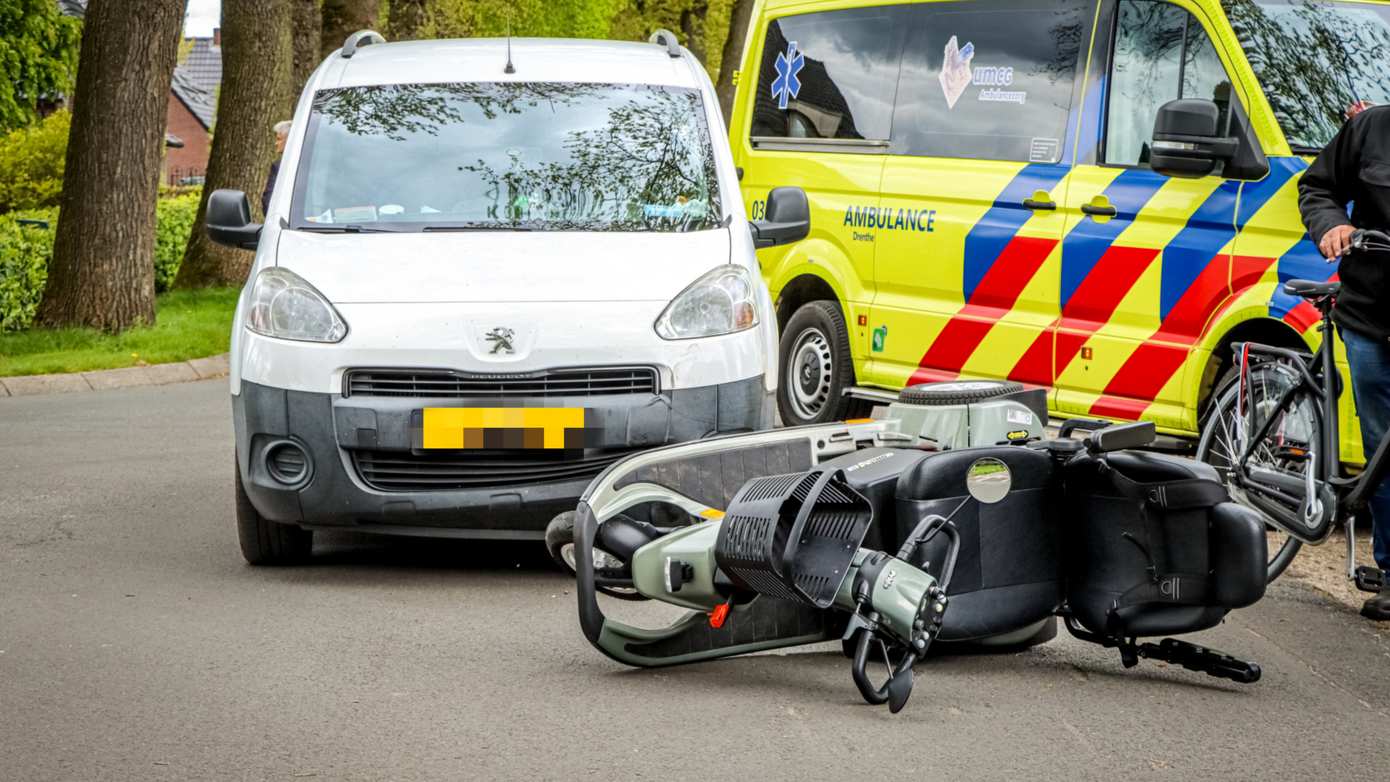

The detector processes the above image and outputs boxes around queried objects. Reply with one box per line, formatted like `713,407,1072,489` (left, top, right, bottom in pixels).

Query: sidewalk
0,354,228,397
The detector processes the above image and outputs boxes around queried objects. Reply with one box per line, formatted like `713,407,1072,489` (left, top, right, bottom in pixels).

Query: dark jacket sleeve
1298,114,1363,245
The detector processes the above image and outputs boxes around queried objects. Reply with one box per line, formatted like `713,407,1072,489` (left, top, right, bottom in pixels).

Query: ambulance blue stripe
1059,167,1166,307
1157,159,1301,320
1268,236,1329,319
963,163,1070,300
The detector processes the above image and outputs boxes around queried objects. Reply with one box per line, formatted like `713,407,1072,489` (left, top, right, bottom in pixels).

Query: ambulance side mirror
1150,99,1238,179
750,187,810,249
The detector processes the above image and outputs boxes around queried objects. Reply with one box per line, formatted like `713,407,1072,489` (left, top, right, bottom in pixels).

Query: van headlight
654,265,758,340
245,268,348,343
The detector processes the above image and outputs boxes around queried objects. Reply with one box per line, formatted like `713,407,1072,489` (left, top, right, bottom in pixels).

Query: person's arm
1298,115,1364,258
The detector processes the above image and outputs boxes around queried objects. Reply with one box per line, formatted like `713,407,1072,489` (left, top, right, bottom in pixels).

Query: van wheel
779,300,858,425
235,461,312,565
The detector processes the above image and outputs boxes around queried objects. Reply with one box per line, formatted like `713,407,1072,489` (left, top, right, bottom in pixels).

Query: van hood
273,228,732,304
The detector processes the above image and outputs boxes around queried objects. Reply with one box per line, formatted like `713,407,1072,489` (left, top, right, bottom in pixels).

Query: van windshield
1226,0,1390,152
290,82,723,232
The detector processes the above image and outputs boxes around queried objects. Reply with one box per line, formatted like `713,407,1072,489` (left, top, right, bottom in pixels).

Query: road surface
2,380,1387,780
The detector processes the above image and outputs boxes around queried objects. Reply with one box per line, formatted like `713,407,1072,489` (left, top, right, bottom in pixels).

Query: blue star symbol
771,41,804,110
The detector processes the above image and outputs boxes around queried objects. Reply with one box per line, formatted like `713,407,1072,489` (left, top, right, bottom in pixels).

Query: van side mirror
750,186,810,249
1149,99,1238,179
206,189,262,250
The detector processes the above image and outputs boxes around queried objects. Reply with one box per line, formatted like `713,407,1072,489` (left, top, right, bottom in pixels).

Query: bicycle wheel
1197,362,1322,582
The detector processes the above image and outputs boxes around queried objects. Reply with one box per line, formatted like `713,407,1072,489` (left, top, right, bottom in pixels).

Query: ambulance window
1105,1,1234,167
889,0,1089,162
749,7,910,142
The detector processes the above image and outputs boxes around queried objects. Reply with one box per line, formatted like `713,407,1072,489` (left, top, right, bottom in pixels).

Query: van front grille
351,448,637,491
343,367,659,399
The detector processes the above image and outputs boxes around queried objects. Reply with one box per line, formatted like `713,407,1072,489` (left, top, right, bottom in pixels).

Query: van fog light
265,440,312,486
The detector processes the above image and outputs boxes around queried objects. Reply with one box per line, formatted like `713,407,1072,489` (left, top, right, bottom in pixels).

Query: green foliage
0,0,82,134
0,205,57,332
0,194,203,333
0,109,69,212
154,192,201,293
0,286,239,376
416,0,732,79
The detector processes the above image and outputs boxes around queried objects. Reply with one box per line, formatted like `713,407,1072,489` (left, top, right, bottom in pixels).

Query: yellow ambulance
729,0,1387,463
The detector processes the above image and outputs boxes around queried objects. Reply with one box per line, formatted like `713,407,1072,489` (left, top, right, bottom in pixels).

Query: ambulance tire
898,379,1025,406
779,300,858,426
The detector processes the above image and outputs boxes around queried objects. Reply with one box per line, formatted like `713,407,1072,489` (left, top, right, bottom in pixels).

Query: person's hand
1319,224,1357,259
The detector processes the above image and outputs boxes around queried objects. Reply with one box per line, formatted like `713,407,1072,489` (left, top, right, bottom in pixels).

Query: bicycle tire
1196,364,1318,584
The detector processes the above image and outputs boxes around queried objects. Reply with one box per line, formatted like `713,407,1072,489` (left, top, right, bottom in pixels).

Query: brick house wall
165,95,211,184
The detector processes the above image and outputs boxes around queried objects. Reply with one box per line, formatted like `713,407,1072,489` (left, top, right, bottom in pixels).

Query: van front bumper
232,378,773,539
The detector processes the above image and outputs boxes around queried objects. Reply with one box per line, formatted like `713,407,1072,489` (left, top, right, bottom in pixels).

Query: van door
1053,0,1280,429
738,5,911,350
867,0,1092,390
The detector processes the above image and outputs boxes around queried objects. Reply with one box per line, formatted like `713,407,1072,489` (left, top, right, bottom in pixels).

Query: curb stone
0,353,229,397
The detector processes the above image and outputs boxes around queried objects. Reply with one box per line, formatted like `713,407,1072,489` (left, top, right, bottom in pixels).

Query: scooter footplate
611,598,842,667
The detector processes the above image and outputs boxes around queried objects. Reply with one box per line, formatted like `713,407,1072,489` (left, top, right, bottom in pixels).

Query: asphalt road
3,379,1389,781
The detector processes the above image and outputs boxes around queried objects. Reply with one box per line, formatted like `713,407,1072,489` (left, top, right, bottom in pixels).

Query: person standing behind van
262,120,292,215
1298,105,1390,621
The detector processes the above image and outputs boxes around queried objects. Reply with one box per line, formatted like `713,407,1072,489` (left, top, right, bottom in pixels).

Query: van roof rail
342,30,385,59
648,29,681,58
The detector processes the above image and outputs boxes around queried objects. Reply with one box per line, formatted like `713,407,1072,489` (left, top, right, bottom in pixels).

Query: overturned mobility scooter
554,382,1269,712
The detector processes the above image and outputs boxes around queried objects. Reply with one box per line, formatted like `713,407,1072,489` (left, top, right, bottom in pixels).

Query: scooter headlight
245,267,348,343
654,264,758,340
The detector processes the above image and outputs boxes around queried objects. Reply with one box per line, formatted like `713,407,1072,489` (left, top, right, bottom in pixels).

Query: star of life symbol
484,327,516,355
771,41,804,110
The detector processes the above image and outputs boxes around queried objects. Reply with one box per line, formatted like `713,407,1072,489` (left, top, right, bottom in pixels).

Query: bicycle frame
1229,320,1340,545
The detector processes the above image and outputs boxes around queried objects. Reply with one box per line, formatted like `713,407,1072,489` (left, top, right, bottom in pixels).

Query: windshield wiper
296,224,412,234
421,224,535,232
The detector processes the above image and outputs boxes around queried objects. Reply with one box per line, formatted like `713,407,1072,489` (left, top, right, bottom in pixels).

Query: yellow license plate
419,407,587,450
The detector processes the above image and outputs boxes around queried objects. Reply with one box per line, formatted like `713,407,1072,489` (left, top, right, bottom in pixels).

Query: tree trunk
388,0,428,40
175,0,292,289
679,4,708,67
36,0,184,332
289,0,322,115
716,0,755,123
321,0,380,60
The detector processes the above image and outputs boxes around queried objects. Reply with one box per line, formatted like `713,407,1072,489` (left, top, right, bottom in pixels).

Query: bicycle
1196,228,1390,586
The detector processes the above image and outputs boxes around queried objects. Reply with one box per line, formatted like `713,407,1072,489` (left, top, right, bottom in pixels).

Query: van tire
235,461,312,566
778,300,858,426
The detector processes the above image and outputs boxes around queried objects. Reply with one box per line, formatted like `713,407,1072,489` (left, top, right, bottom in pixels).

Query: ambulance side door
1054,0,1258,429
868,0,1091,390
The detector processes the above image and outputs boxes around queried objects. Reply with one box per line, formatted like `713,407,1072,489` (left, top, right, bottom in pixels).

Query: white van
208,32,809,564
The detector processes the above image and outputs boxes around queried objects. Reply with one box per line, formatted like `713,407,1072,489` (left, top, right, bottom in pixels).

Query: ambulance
729,0,1388,463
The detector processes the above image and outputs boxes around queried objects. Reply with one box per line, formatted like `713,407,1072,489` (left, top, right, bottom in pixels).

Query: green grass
0,287,238,377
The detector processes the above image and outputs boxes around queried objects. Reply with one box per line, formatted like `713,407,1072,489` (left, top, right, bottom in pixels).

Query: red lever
709,600,732,629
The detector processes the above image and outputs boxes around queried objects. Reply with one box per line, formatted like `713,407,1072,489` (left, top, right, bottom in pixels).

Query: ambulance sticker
771,41,805,110
872,325,888,352
940,36,975,109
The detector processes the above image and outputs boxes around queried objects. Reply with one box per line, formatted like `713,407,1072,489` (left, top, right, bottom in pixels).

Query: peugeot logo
484,327,516,355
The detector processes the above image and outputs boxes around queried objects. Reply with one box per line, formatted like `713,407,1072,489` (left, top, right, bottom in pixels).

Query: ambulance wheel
779,300,859,425
898,379,1024,406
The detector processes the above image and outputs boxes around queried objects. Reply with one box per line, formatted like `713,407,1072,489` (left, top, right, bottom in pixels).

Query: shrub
0,193,201,331
0,206,57,331
154,192,200,292
0,110,70,213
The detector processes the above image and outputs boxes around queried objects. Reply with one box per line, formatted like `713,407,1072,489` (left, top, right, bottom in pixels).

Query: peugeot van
210,32,810,564
731,0,1379,463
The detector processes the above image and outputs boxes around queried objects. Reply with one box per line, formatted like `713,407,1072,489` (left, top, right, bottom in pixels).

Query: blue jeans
1342,327,1390,571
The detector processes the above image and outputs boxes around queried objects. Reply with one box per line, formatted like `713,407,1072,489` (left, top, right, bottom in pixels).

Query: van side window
1105,0,1234,168
890,0,1089,162
749,7,910,142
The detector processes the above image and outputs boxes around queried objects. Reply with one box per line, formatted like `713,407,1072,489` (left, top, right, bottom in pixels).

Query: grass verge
0,287,237,377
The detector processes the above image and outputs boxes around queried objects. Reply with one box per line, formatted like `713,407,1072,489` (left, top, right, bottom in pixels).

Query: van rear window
290,82,722,233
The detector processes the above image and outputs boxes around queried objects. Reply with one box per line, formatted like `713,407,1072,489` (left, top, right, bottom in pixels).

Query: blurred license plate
418,407,587,450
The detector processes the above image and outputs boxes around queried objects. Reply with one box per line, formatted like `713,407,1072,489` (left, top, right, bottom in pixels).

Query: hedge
0,192,202,332
0,109,69,213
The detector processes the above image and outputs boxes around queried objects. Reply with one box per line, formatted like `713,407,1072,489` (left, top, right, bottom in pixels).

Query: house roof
57,0,85,17
170,38,222,130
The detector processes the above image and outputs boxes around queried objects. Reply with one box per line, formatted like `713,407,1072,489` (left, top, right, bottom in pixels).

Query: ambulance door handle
1022,197,1056,211
1081,203,1117,217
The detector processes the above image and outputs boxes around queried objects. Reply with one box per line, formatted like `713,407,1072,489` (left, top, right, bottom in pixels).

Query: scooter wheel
544,511,648,602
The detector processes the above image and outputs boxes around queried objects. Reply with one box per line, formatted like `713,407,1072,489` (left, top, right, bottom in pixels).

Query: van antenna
504,12,515,74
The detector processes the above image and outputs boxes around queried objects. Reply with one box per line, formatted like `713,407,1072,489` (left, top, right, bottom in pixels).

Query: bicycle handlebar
1350,228,1390,254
